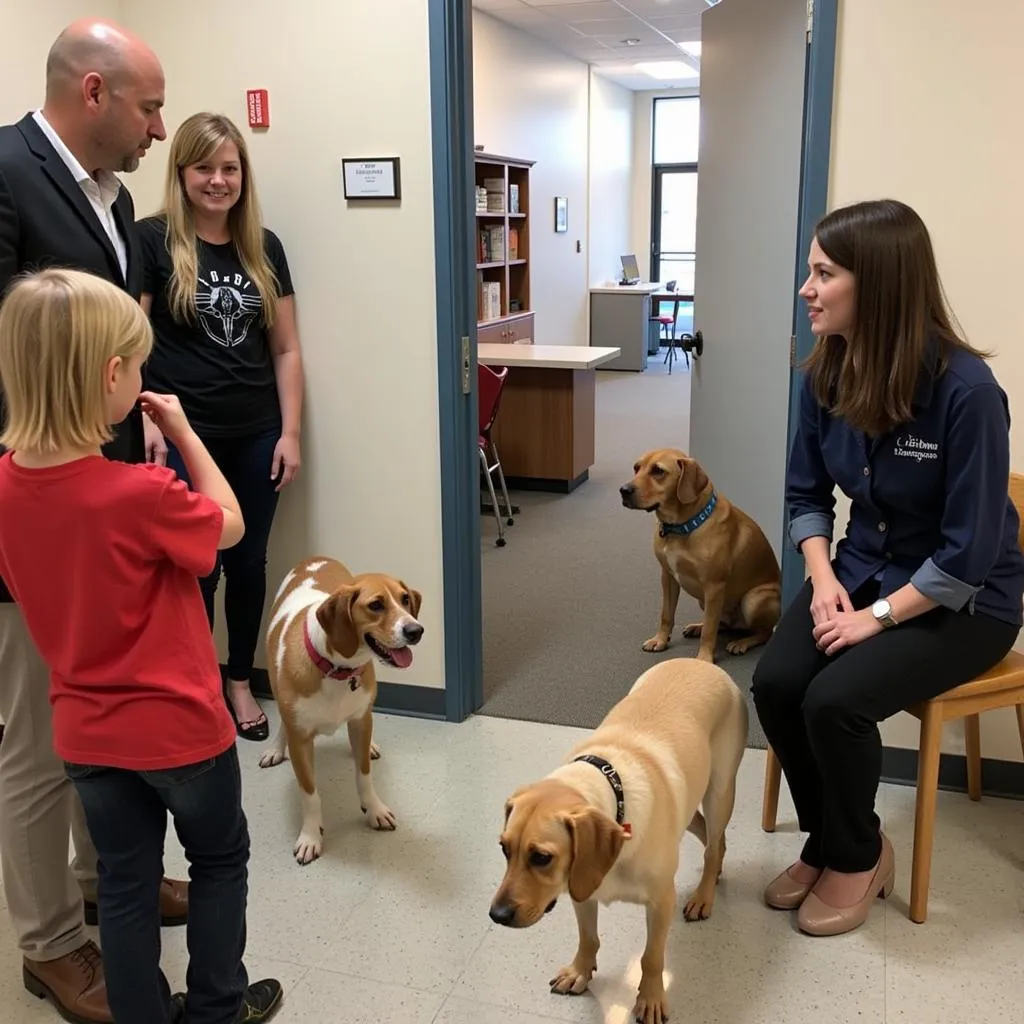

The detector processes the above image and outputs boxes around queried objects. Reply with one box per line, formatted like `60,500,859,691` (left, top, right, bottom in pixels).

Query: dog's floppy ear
563,807,626,903
676,457,709,505
402,582,423,619
316,584,360,659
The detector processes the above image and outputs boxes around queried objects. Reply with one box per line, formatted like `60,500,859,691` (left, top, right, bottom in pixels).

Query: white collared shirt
31,110,128,281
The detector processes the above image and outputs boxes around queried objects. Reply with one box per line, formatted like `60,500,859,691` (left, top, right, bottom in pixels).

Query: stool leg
964,714,982,801
761,747,781,833
491,440,514,526
479,446,505,546
910,703,943,924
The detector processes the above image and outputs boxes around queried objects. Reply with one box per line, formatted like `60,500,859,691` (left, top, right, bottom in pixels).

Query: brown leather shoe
23,939,113,1023
797,834,895,937
763,863,821,910
83,876,189,928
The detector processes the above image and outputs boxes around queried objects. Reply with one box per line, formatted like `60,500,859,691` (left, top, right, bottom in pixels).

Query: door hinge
806,0,814,42
461,336,471,394
790,334,797,367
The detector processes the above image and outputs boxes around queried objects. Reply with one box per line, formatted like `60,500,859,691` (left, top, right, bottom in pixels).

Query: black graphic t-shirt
137,216,295,438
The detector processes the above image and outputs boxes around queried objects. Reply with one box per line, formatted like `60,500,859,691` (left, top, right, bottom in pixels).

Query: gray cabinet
589,290,653,372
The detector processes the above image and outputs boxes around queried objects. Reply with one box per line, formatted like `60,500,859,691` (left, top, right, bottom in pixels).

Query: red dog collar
303,619,366,686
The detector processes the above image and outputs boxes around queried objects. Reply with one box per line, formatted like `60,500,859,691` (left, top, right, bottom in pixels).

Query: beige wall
587,70,635,288
0,0,119,122
472,10,590,346
116,0,446,690
829,0,1024,760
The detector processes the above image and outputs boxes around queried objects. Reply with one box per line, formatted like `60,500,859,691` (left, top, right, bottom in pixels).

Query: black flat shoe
223,682,270,742
235,712,269,742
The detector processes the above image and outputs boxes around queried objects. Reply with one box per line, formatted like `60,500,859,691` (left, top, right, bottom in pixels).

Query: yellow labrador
489,658,748,1024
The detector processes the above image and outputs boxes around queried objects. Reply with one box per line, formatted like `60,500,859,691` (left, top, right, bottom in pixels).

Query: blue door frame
428,0,840,722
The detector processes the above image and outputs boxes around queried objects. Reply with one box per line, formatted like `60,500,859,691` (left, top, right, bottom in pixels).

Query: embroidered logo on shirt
196,271,262,348
894,434,939,462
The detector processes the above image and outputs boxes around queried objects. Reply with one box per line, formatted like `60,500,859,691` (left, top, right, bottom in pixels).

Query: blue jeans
165,430,281,680
65,747,250,1024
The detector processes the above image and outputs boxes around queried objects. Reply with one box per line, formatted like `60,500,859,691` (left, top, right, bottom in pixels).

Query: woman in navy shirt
752,199,1024,937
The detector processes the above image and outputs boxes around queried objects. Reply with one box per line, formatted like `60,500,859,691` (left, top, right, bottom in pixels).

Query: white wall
0,0,120,122
630,88,700,280
117,0,445,690
587,70,635,287
829,0,1024,760
472,10,589,346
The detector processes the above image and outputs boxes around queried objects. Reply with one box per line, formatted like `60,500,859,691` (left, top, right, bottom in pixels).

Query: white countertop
478,343,621,370
590,281,664,295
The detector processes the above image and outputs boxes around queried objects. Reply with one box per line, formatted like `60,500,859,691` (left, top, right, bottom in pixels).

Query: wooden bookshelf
474,152,535,344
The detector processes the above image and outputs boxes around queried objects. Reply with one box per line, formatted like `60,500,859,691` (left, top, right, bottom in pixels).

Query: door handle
679,329,704,357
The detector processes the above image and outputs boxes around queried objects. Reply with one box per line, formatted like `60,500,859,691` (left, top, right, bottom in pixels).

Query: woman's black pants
751,578,1017,872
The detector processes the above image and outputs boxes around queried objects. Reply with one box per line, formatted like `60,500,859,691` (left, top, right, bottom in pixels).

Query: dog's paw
695,647,716,664
549,960,596,996
293,828,323,866
258,749,286,769
363,801,397,831
369,741,382,760
681,621,703,638
641,635,669,653
683,887,715,921
632,984,669,1024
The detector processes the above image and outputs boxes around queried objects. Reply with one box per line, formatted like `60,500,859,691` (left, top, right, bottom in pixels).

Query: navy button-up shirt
787,344,1024,627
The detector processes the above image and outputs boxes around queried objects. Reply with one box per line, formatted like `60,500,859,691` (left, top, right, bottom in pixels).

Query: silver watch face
872,599,891,619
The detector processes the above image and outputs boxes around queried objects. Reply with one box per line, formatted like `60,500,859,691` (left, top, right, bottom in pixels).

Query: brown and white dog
489,658,748,1024
621,448,782,663
258,557,423,865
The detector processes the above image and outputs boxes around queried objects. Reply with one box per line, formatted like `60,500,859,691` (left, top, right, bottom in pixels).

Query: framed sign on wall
341,157,402,200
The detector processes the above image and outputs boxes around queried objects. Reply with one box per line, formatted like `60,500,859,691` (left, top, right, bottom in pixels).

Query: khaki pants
0,604,98,962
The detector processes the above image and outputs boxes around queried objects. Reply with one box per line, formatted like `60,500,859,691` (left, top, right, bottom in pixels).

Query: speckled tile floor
2,706,1022,1023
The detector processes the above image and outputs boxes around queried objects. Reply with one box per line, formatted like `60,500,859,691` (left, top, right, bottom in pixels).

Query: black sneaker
170,992,186,1023
168,980,282,1023
235,978,283,1022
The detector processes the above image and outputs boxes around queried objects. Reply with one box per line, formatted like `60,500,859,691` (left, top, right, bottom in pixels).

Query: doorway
427,0,840,725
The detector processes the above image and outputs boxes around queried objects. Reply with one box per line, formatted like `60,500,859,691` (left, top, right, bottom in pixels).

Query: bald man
0,18,188,1024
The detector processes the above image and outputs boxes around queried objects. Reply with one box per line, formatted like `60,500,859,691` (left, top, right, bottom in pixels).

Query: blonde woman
0,268,281,1023
138,112,305,741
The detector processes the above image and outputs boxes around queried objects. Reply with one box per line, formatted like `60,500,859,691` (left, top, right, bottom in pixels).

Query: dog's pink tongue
391,646,414,669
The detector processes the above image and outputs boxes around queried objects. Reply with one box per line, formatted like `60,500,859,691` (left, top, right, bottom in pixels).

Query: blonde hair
0,269,152,452
159,112,279,326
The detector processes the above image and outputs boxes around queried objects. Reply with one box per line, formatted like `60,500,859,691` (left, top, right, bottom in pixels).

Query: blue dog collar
659,491,718,538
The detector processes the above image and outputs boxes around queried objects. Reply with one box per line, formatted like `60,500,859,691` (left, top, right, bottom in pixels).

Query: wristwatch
871,598,898,629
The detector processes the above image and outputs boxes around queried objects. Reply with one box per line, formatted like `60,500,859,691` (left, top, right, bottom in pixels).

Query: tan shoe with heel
763,864,820,910
797,834,895,937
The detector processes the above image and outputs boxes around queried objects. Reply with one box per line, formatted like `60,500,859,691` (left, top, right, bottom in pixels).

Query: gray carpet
479,350,768,748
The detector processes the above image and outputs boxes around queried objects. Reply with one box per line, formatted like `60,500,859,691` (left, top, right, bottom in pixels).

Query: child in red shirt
0,269,281,1024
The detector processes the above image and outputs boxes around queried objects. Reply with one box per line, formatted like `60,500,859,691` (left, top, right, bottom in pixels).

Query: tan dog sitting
620,448,781,662
489,658,749,1024
259,557,423,865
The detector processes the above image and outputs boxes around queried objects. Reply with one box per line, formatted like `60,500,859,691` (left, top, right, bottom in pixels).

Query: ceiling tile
523,2,631,21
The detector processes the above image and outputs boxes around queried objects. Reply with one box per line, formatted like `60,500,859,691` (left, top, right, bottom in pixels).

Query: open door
688,0,814,572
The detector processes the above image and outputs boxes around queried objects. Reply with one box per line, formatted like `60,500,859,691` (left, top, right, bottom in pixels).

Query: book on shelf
508,226,519,260
478,224,505,263
509,183,519,214
483,176,505,213
479,280,502,321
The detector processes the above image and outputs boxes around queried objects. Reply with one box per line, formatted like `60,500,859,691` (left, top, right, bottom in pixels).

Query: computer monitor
619,254,640,285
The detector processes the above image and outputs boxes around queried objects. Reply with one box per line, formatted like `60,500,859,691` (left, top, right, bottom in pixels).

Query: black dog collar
573,754,626,826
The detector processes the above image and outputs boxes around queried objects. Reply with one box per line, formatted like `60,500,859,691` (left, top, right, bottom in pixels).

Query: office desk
589,282,664,371
478,343,621,492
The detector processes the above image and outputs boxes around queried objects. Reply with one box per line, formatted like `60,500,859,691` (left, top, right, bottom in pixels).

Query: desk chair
760,472,1024,923
649,281,688,373
478,363,515,547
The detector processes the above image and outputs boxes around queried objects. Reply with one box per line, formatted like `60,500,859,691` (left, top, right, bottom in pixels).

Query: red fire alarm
246,89,269,129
